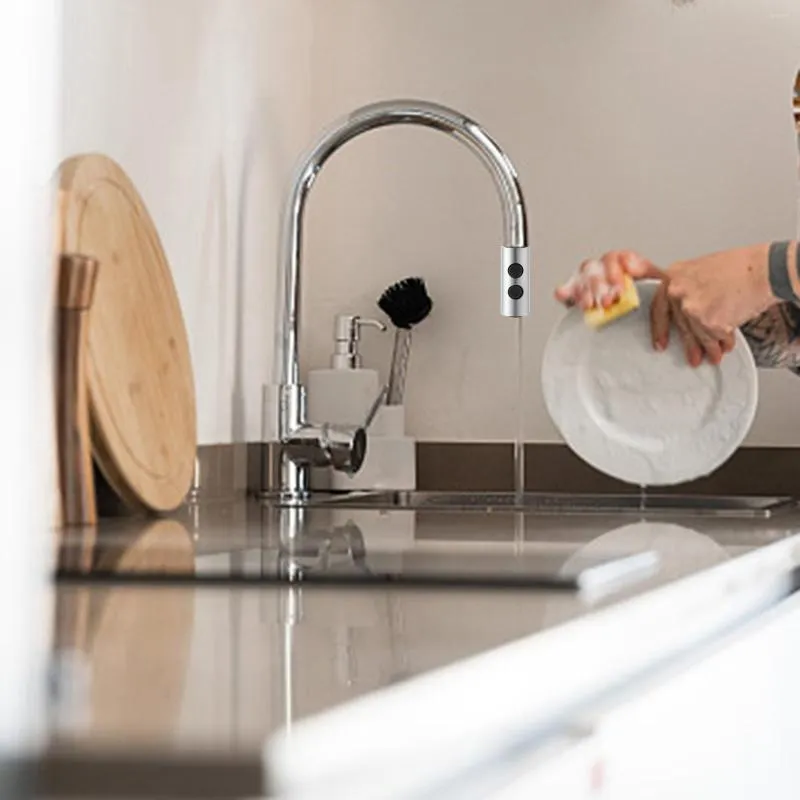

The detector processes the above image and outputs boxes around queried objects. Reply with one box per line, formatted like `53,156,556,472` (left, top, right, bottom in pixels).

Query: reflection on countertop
49,500,798,758
56,499,795,586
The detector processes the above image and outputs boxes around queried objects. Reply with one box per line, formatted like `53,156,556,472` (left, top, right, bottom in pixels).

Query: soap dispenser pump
307,314,386,428
331,314,385,370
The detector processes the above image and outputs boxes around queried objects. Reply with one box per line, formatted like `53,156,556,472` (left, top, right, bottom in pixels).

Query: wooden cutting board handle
56,253,99,527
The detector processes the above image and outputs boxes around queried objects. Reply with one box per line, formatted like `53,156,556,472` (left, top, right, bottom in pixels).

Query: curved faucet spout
269,99,531,500
277,99,531,387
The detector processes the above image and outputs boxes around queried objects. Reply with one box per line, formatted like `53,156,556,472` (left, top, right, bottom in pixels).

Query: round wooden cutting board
56,154,197,512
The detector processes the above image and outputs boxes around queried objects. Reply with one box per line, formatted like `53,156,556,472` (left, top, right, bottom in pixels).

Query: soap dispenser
307,314,385,428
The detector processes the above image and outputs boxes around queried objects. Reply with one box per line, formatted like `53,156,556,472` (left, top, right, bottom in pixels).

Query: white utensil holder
331,405,416,492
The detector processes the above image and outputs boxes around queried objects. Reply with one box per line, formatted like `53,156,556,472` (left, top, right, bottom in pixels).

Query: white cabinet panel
589,590,800,798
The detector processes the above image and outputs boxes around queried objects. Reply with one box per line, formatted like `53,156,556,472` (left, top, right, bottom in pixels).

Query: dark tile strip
28,749,264,799
235,442,800,498
194,443,248,500
415,442,513,492
520,443,800,497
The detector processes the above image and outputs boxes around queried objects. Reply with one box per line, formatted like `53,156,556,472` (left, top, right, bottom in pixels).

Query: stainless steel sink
283,491,796,519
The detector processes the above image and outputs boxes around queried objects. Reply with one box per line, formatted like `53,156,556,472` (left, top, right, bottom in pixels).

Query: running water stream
513,318,526,550
513,317,525,505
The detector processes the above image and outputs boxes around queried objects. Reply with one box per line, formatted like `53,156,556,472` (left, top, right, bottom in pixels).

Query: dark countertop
45,498,800,796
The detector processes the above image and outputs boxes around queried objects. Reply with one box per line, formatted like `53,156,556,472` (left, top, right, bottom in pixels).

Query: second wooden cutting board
56,154,197,513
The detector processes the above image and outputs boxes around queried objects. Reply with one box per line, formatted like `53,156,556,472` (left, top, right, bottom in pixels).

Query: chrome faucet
265,99,530,501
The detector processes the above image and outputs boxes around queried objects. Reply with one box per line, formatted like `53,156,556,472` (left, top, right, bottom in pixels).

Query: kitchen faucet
265,99,530,501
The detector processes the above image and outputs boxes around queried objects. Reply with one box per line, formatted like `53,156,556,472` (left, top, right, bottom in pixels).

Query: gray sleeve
768,241,799,304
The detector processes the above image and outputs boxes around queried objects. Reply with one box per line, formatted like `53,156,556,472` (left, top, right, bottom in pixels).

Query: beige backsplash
60,0,800,446
300,0,800,445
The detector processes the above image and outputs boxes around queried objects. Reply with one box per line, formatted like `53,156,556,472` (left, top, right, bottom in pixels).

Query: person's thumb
622,252,665,281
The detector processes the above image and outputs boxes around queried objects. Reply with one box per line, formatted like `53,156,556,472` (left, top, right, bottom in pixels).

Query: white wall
60,0,312,444
61,0,800,446
1,0,60,756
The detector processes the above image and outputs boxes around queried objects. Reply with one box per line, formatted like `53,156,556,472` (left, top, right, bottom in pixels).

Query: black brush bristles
378,277,433,330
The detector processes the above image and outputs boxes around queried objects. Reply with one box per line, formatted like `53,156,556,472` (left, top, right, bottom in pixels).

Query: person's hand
651,246,779,366
554,250,740,367
649,280,736,367
554,250,659,310
660,246,775,334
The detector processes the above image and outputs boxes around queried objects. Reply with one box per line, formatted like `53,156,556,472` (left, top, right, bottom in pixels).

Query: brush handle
387,328,412,405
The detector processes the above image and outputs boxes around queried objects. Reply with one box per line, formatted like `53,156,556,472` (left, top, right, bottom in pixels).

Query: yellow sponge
583,275,640,329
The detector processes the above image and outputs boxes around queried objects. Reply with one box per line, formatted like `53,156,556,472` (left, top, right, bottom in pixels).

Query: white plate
541,281,758,486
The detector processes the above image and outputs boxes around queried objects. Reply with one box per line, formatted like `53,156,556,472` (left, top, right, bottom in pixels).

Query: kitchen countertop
50,498,800,764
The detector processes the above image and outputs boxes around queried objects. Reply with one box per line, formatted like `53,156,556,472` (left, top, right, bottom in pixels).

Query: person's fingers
588,273,604,306
721,333,736,353
699,333,722,365
581,259,608,308
685,315,723,365
561,251,670,311
650,282,670,351
562,261,593,309
602,253,625,290
556,274,593,307
555,276,578,304
670,299,703,367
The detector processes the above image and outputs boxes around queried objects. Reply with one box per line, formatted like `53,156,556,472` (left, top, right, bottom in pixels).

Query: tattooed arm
740,302,800,373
